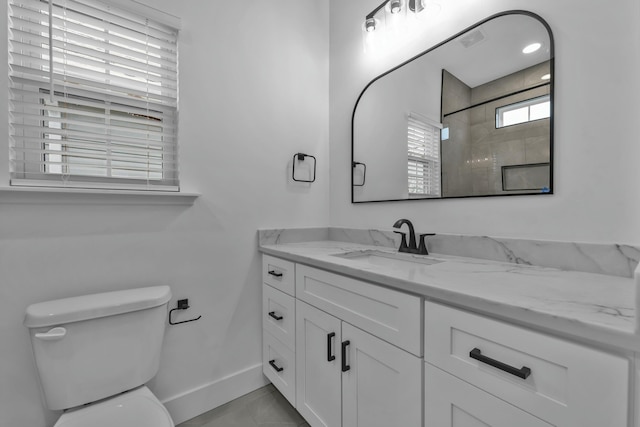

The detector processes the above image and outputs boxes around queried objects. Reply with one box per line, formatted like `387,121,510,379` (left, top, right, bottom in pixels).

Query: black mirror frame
351,10,555,203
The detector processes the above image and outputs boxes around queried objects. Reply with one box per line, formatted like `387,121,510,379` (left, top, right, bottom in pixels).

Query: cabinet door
296,300,342,427
342,323,422,427
425,363,553,427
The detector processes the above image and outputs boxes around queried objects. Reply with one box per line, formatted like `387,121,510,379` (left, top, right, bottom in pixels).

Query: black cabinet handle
327,332,336,362
469,348,531,379
268,270,283,278
341,340,351,372
268,311,283,321
269,359,284,372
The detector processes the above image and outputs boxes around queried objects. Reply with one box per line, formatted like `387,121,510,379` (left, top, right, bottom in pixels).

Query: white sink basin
333,250,444,269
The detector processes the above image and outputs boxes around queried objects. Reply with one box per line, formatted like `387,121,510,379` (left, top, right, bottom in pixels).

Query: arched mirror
352,11,554,203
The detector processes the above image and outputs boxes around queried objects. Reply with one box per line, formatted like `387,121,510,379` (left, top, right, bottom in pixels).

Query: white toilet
24,286,174,427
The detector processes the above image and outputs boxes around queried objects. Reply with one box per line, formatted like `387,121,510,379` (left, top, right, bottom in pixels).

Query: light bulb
365,18,376,32
390,0,402,14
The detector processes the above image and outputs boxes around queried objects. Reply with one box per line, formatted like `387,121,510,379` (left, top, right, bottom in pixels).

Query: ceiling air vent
458,29,486,48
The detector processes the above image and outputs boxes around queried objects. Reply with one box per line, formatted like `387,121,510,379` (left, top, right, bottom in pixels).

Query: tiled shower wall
442,61,551,196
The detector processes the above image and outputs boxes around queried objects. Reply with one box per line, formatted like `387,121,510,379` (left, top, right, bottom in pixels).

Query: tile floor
177,384,309,427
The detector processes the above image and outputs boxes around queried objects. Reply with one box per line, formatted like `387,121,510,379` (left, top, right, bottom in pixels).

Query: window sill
0,186,200,205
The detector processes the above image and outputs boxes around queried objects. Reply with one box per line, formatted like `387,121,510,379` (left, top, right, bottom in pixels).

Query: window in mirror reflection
407,114,441,197
496,95,551,128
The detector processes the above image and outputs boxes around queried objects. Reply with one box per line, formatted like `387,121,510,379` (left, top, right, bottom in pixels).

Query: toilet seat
54,386,173,427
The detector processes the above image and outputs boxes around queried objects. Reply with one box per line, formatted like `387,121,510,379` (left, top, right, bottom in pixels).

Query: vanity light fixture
364,0,390,32
364,0,426,32
522,42,542,54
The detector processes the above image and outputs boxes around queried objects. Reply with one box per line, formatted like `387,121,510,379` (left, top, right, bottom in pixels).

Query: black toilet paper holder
169,299,202,325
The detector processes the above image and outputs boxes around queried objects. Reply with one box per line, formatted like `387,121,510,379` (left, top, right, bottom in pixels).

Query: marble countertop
259,240,640,352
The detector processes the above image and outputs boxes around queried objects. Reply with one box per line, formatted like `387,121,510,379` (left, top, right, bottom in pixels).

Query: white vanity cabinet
424,301,629,427
296,299,422,427
294,264,423,427
262,254,632,427
262,256,423,427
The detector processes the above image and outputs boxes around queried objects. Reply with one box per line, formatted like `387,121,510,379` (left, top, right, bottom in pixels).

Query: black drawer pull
268,270,283,278
268,311,283,321
469,348,531,379
327,332,336,362
269,359,284,372
341,340,351,372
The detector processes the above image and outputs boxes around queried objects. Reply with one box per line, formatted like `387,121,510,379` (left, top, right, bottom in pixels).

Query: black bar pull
269,359,284,373
327,332,336,362
268,270,283,278
341,340,351,372
469,348,531,379
268,311,283,321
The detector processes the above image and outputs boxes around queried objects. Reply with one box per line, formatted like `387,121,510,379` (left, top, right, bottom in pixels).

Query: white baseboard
161,363,269,425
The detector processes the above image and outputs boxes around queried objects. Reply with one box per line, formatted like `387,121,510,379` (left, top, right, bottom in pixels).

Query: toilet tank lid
24,286,172,328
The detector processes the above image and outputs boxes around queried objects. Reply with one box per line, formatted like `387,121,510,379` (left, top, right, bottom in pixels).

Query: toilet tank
24,286,172,411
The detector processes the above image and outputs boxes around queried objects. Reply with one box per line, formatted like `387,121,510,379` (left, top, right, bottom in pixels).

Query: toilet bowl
24,286,174,427
55,387,173,427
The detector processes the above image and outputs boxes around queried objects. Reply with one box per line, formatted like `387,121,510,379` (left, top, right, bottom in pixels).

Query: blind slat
11,65,178,104
12,106,178,132
10,83,179,113
16,145,176,160
11,126,177,148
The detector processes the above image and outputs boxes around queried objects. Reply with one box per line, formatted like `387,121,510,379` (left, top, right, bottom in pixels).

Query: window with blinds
407,114,441,197
9,0,179,191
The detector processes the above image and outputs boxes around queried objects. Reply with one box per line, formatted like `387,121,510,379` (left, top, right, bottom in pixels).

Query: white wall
0,1,329,426
330,0,640,244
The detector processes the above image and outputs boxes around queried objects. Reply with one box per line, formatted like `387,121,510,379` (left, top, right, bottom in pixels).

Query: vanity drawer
296,264,422,356
424,301,629,427
425,362,554,427
263,330,296,406
263,284,295,351
262,255,295,296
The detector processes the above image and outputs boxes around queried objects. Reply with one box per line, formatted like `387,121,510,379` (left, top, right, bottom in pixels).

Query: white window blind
407,114,441,197
9,0,179,191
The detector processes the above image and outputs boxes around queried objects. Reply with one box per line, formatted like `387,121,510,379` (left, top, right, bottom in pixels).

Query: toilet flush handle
34,327,67,341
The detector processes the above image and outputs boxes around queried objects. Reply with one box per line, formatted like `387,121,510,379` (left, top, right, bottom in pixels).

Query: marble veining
258,235,640,351
322,227,640,278
258,228,329,246
327,227,398,248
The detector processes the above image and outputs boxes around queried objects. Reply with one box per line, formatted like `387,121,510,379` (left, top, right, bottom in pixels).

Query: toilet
24,286,174,427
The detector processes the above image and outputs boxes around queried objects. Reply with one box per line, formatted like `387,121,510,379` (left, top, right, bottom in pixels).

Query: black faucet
392,219,434,255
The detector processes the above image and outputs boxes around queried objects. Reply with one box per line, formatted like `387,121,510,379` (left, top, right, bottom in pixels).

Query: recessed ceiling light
522,43,542,54
541,74,551,80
